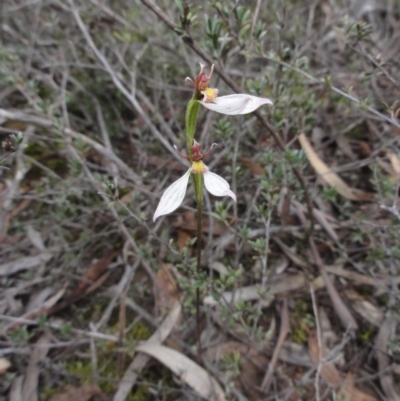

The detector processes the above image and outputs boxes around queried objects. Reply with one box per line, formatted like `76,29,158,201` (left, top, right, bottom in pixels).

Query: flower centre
201,87,218,103
192,161,207,174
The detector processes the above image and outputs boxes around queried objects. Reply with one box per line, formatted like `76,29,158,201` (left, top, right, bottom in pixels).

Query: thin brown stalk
196,197,203,363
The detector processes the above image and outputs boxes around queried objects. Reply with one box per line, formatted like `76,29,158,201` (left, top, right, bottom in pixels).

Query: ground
1,1,400,400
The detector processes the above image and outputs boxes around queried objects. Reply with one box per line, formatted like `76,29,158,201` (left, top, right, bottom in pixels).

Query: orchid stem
192,173,203,362
185,98,199,157
195,194,203,362
186,95,203,361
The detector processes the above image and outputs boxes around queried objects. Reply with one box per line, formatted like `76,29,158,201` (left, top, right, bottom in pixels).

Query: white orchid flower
186,63,273,115
153,160,236,222
200,92,273,115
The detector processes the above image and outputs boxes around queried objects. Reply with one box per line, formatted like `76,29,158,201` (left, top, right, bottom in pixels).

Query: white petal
200,94,273,115
203,170,236,202
153,169,191,221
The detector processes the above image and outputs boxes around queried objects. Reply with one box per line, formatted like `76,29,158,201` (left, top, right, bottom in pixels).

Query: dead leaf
324,264,390,287
204,274,306,306
0,251,54,276
85,270,112,295
357,140,372,158
377,157,396,177
206,341,250,363
33,251,119,319
279,342,313,367
114,303,181,401
6,286,67,333
48,384,102,401
9,376,24,401
375,316,400,401
27,225,46,251
292,200,338,242
72,250,119,297
119,189,134,204
156,264,180,311
208,261,229,275
273,237,308,269
22,333,52,401
314,248,359,334
388,151,400,175
344,290,384,327
176,229,193,252
298,133,374,201
238,157,265,176
338,371,378,401
308,330,341,388
173,212,227,235
0,358,11,373
136,343,225,401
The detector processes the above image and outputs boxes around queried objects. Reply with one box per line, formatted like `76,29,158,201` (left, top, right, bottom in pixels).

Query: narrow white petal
200,95,249,115
203,170,237,202
153,169,191,221
239,95,273,114
200,94,273,115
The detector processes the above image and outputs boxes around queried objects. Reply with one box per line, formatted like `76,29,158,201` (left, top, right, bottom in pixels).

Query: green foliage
9,327,33,346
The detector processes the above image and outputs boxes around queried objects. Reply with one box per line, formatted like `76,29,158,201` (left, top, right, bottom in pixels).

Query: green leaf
185,98,200,152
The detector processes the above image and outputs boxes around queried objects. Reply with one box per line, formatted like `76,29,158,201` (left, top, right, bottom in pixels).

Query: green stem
185,97,200,157
185,93,202,362
195,186,203,362
191,172,203,361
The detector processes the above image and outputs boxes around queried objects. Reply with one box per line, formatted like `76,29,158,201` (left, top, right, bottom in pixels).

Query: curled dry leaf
176,229,193,252
238,157,265,176
136,343,226,401
308,330,341,389
156,264,180,310
338,371,378,401
298,133,374,201
375,316,400,401
279,342,313,367
344,289,384,327
204,273,306,306
114,302,181,401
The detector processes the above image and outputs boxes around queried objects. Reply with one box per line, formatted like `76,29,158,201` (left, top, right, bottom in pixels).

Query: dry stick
261,298,290,392
310,240,358,335
0,314,119,342
117,291,127,383
310,282,322,401
196,196,203,363
89,323,99,384
295,204,358,335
